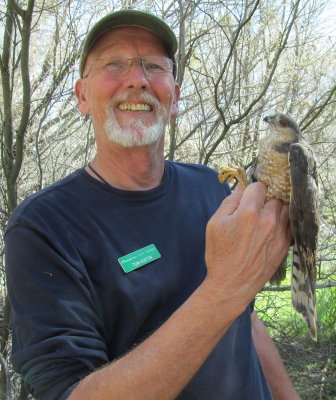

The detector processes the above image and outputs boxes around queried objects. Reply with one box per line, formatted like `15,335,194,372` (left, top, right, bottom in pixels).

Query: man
5,9,300,400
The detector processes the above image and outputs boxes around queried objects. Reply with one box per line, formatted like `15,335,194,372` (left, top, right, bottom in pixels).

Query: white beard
104,92,169,147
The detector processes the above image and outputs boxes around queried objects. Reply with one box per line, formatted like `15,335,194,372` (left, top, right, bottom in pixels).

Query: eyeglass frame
83,55,176,79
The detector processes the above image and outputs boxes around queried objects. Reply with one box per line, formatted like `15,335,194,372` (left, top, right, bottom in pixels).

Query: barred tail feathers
291,245,317,341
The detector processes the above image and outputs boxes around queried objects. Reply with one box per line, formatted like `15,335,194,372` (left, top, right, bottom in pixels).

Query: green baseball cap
79,9,178,78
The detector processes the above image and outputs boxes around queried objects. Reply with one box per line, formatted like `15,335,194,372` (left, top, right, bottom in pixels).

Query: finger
261,199,287,243
269,202,292,247
280,204,293,242
262,197,283,220
269,200,290,232
234,183,244,193
279,202,290,224
237,182,267,211
217,187,244,216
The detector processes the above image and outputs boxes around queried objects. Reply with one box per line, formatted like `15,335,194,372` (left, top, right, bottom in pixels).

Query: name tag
118,244,161,273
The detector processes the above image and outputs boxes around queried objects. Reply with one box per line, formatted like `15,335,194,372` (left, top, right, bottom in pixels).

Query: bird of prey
218,113,319,340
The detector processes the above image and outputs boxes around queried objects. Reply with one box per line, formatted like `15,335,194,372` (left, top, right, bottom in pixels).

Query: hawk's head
263,113,300,143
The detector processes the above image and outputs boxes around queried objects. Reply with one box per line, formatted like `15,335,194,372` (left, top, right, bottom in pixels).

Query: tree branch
262,282,336,291
204,0,302,165
300,83,336,132
9,0,35,195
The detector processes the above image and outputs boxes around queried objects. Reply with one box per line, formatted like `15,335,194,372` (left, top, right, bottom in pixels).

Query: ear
75,79,90,115
170,83,180,118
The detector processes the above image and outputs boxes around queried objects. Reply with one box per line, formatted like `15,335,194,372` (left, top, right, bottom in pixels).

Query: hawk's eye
279,119,287,127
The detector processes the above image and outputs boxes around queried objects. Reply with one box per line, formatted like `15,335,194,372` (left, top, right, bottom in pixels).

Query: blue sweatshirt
5,161,272,399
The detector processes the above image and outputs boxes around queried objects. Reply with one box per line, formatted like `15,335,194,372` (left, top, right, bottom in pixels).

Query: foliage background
1,0,335,399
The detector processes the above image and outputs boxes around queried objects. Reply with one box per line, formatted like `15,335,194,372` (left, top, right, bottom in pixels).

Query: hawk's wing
289,143,319,340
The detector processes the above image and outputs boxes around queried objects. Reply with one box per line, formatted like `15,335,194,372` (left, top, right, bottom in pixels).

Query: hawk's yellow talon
218,165,248,188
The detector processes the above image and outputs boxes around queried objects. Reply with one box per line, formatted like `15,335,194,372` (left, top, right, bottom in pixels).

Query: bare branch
262,282,336,291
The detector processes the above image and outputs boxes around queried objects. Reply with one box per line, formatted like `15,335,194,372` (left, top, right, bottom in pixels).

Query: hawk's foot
218,165,248,188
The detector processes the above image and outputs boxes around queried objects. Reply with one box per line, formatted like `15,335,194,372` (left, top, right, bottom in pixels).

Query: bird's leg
218,165,248,188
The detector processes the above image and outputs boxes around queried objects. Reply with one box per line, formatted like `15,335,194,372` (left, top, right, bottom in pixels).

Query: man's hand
204,182,292,316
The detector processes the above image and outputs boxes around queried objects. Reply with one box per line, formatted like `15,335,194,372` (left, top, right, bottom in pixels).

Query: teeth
118,103,152,111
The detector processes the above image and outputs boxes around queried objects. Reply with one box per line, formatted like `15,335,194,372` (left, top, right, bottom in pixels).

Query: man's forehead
90,27,168,56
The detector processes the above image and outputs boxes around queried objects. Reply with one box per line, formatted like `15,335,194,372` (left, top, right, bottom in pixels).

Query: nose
126,62,149,89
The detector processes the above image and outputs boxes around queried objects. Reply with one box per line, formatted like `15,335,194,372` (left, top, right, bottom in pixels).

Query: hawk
218,113,319,340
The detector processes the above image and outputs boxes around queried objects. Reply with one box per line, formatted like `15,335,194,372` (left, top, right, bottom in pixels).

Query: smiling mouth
118,103,153,111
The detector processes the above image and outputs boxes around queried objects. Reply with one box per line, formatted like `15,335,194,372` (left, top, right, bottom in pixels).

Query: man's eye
146,63,164,71
107,60,121,67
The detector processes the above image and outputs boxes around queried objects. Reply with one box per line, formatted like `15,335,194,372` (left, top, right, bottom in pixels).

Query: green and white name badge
118,244,161,273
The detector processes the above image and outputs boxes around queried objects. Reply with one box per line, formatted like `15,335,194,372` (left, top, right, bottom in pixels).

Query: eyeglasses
84,55,175,78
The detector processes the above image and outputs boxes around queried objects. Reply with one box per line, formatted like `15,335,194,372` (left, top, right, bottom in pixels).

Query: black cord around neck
87,163,110,186
87,162,167,188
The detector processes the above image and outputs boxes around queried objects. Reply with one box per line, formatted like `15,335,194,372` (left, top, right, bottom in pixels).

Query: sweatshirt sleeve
5,222,109,400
